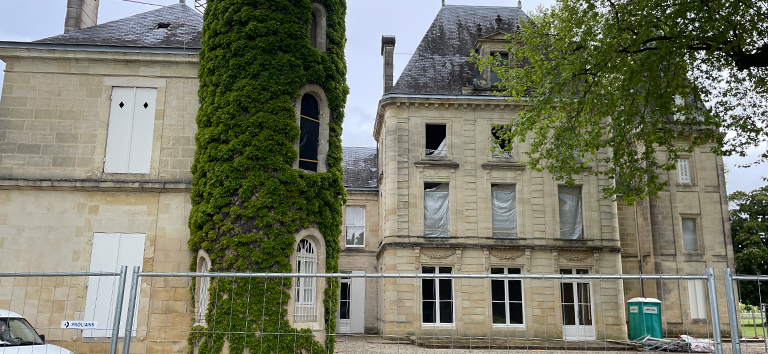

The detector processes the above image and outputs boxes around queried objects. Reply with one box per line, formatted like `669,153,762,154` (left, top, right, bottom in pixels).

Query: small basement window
425,124,447,157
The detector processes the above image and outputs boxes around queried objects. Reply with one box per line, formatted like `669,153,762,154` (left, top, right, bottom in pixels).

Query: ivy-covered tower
188,0,348,352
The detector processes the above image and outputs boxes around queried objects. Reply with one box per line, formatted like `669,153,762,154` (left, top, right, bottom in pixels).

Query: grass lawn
742,321,767,338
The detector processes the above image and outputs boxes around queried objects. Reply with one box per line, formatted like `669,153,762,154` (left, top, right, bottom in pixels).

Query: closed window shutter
128,88,157,173
104,87,156,173
84,233,145,337
678,159,690,183
104,88,136,173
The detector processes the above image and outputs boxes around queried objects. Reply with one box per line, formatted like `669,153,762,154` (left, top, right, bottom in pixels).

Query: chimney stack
64,0,100,33
381,35,396,94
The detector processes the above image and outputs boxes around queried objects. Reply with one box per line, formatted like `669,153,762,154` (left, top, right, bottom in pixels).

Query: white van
0,309,72,354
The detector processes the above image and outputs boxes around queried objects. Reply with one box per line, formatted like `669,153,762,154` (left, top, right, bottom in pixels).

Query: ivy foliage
188,0,348,352
472,0,768,204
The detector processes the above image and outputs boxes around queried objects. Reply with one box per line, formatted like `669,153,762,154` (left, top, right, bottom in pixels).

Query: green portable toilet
628,297,663,340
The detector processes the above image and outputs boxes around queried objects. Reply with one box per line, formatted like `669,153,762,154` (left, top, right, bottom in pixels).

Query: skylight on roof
154,22,171,30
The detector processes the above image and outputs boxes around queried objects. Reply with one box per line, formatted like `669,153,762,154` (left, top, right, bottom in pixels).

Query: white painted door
83,233,145,337
561,269,595,340
337,272,365,333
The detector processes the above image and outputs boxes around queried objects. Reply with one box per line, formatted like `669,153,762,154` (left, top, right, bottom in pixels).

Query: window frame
490,124,513,158
677,158,692,184
294,86,330,173
557,185,585,240
309,3,327,52
490,51,510,87
490,267,525,327
491,184,518,238
681,217,700,252
424,182,450,237
294,238,318,322
421,266,455,326
344,206,366,247
424,123,448,158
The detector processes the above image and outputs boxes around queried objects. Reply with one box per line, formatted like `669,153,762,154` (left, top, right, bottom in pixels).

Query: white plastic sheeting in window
492,185,517,238
424,184,449,237
558,186,584,239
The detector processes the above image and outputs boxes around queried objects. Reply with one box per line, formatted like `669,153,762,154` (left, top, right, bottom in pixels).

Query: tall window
688,279,707,319
558,186,584,239
682,218,699,251
425,124,447,157
424,183,449,237
490,52,509,87
491,124,512,157
678,158,691,183
492,184,517,238
345,206,365,246
197,260,210,323
491,267,524,325
104,87,157,173
422,266,453,324
295,239,317,322
309,12,318,48
299,94,320,172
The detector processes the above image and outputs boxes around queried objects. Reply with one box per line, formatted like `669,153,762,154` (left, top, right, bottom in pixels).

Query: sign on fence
61,321,98,329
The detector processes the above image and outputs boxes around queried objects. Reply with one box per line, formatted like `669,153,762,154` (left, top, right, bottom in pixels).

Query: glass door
337,278,351,333
561,269,595,340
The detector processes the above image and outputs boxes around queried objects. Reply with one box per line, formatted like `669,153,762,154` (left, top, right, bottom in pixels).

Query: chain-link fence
0,267,738,354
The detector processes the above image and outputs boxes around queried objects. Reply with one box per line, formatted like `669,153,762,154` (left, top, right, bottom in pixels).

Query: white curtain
433,139,447,157
492,185,517,238
558,186,583,239
424,184,449,237
345,206,365,246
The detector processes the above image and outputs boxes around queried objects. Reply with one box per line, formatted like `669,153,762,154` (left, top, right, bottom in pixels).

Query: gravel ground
334,335,768,354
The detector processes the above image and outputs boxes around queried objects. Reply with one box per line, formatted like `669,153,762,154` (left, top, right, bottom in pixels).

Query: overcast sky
0,0,765,193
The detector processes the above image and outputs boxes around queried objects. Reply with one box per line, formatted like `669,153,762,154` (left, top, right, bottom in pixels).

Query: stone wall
0,49,199,181
0,188,192,354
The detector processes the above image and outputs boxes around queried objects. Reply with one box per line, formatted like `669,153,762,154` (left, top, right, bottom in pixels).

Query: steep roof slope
35,3,202,48
391,5,528,95
342,147,378,189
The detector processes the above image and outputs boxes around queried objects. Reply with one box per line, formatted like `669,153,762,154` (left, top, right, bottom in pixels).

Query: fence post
122,266,141,354
109,266,128,354
723,268,741,354
706,267,724,354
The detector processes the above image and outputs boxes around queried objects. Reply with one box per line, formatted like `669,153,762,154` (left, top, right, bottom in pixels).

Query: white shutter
349,271,366,333
84,233,145,337
104,87,156,174
688,279,707,319
104,88,136,173
127,88,157,173
678,159,691,183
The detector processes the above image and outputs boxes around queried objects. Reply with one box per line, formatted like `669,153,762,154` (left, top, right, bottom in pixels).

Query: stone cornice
0,178,191,193
376,240,622,258
0,43,199,64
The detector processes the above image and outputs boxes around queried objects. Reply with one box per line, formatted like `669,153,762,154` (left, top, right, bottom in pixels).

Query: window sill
421,323,455,329
481,161,525,170
492,324,526,328
415,160,459,168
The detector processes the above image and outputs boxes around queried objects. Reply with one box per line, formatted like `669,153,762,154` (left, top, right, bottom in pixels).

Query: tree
730,185,768,306
188,0,348,353
474,0,768,203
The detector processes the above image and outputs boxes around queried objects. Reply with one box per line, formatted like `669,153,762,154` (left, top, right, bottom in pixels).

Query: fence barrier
0,267,751,354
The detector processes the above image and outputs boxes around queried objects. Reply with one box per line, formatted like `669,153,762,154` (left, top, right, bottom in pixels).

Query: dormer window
490,52,509,87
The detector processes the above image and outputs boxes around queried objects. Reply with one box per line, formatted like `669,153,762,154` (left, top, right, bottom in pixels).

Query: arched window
310,12,318,48
309,3,326,52
299,94,320,172
195,251,211,324
294,239,317,322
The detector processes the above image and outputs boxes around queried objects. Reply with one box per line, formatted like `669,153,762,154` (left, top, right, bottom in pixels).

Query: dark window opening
309,13,318,48
491,124,512,157
491,52,509,87
155,22,171,29
422,266,453,324
425,124,446,156
299,94,320,171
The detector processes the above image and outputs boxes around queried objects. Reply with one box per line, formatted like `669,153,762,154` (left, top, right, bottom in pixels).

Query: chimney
64,0,100,33
381,35,396,94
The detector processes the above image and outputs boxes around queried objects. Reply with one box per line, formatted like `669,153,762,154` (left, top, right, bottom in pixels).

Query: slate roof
342,147,378,189
391,5,528,95
35,3,202,48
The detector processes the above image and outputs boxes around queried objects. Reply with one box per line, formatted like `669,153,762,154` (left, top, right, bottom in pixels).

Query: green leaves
189,0,347,353
730,185,768,305
472,0,767,203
